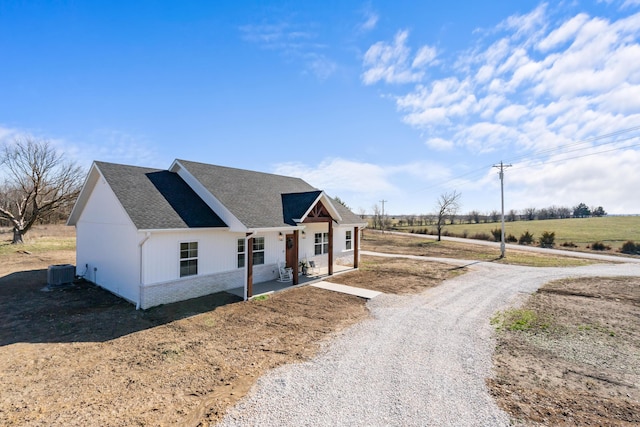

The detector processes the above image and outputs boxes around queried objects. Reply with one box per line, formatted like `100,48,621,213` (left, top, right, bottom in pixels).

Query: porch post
293,229,299,285
353,227,359,269
328,220,333,275
247,235,254,299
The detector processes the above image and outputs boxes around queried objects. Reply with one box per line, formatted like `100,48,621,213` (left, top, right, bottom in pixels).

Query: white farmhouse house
67,159,366,309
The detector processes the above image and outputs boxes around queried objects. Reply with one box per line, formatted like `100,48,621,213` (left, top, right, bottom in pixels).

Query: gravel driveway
218,255,640,427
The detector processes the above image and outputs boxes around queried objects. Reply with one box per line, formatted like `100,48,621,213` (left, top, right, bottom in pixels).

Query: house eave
247,225,305,234
137,226,231,233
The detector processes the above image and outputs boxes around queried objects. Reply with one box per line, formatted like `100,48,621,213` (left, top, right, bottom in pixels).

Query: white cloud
378,5,640,160
498,3,549,44
537,13,590,51
272,157,455,214
508,147,640,214
303,53,338,80
495,104,529,123
412,45,438,68
240,21,338,79
0,125,21,143
274,158,396,195
361,30,437,85
359,9,379,32
424,137,454,150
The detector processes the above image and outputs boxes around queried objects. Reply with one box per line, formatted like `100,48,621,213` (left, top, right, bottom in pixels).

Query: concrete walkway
311,281,382,299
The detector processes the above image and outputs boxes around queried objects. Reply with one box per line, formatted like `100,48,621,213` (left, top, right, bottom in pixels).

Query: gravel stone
218,257,640,427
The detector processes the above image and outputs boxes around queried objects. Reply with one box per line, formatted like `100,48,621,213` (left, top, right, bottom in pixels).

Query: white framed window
314,232,329,255
237,238,245,268
252,237,265,265
345,230,352,250
180,241,198,277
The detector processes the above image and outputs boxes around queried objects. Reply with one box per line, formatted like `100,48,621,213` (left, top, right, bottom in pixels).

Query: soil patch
488,276,640,426
327,254,460,294
0,229,457,426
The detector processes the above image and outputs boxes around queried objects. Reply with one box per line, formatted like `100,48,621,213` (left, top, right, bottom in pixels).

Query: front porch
227,264,354,299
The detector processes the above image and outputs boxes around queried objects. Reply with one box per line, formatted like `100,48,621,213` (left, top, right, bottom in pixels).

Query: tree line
367,200,608,231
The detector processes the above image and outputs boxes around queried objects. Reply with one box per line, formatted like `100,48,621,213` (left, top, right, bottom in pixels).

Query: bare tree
357,207,366,220
468,210,480,224
333,196,350,210
435,190,461,241
0,138,84,244
523,207,537,221
371,203,382,230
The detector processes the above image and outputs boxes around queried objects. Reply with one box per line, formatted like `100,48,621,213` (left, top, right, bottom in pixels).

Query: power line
493,161,512,258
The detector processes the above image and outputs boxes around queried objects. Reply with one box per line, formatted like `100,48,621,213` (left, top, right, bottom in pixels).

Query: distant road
372,229,640,264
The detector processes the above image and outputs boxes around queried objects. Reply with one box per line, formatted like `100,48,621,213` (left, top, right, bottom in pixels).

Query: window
237,238,245,268
345,230,352,250
252,237,265,265
314,232,329,255
180,242,198,277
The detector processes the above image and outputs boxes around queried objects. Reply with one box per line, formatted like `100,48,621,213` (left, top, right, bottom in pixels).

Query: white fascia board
68,162,139,232
298,191,343,223
319,193,343,221
138,227,231,233
248,226,304,234
67,162,101,226
170,159,247,232
335,222,368,228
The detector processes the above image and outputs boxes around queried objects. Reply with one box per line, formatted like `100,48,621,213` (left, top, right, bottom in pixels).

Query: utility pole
493,161,512,258
379,199,387,233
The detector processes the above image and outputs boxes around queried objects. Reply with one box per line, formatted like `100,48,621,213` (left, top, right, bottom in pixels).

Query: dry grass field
393,215,640,253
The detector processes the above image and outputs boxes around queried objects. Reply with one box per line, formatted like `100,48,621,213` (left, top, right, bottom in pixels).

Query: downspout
244,232,256,301
136,232,151,310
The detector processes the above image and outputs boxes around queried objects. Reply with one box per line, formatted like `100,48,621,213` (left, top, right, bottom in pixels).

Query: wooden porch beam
293,229,299,285
353,227,359,269
247,235,254,299
328,220,333,275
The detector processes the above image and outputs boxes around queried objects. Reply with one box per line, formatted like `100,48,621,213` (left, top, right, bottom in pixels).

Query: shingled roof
95,161,226,230
176,159,327,229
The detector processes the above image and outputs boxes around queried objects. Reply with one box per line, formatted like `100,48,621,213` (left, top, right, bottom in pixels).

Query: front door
285,234,296,269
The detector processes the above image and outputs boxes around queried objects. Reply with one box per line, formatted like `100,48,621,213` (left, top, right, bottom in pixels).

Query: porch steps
311,281,382,300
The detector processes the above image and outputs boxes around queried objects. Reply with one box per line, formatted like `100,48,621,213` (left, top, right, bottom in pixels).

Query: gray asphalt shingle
94,159,364,231
96,161,226,230
177,159,319,228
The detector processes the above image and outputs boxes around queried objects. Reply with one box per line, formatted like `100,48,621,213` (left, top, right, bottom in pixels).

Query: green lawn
394,216,640,251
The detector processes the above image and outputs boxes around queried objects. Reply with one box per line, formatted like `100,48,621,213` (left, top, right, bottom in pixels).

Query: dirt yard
1,226,637,426
0,227,457,426
488,276,640,426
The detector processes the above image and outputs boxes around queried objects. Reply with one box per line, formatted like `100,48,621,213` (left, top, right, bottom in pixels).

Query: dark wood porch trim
246,234,254,299
292,229,299,285
301,199,335,276
353,227,359,269
328,220,333,275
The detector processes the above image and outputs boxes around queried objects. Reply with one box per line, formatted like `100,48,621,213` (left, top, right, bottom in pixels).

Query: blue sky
2,0,640,215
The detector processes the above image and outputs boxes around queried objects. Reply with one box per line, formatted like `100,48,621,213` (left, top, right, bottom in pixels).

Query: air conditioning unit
47,264,76,286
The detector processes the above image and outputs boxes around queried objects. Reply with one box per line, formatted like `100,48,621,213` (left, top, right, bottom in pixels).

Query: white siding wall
142,230,242,284
334,224,356,266
75,177,141,303
141,230,285,285
298,224,357,267
138,229,286,308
